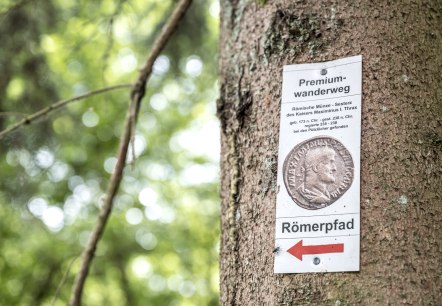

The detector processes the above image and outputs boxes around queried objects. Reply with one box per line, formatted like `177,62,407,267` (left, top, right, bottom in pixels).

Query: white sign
274,55,362,273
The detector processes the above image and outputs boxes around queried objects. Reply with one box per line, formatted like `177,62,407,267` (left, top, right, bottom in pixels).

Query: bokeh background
0,0,220,305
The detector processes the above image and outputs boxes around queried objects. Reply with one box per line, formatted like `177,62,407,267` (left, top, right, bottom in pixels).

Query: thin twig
68,1,192,305
101,0,127,82
0,111,28,118
0,0,31,19
51,256,79,306
0,84,131,140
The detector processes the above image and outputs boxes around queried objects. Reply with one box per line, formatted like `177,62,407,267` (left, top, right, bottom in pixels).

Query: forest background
0,0,221,305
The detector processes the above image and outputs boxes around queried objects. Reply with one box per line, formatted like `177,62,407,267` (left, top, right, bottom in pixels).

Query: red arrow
287,240,344,261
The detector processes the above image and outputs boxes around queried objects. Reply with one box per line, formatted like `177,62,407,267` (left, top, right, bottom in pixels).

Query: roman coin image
283,136,354,210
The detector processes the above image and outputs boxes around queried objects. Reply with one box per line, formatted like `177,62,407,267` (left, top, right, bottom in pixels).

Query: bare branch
68,1,192,305
0,84,131,140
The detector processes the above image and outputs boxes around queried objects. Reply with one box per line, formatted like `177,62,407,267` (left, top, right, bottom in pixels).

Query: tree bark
218,0,441,305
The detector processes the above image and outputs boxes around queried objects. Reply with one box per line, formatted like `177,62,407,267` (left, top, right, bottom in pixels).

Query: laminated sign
274,55,362,273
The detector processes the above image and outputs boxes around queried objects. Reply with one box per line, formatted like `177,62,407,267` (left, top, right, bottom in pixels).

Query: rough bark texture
218,0,441,305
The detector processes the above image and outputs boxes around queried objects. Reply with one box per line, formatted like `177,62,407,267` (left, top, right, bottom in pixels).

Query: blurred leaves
0,0,220,305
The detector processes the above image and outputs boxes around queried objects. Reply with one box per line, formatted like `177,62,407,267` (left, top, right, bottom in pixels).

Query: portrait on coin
297,146,337,204
283,136,354,210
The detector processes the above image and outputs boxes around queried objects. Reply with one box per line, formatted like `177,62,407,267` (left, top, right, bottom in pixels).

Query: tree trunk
217,0,441,305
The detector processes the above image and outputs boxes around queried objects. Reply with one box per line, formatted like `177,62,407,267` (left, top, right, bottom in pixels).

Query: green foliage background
0,0,220,305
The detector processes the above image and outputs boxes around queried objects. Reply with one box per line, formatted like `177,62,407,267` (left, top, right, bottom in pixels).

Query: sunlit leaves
0,0,219,305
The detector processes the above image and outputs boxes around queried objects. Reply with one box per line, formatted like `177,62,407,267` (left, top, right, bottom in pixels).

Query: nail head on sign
320,68,327,75
313,257,321,265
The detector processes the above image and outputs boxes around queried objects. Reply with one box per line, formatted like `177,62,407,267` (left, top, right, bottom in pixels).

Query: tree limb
0,84,131,140
68,1,192,305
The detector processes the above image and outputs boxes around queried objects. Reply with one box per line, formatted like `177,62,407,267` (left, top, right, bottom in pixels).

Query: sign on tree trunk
274,56,362,273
